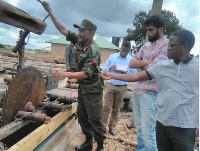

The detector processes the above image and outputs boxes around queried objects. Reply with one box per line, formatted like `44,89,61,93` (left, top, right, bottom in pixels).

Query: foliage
126,10,183,52
0,43,5,48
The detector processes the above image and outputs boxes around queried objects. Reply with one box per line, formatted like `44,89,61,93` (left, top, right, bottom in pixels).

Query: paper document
116,64,128,71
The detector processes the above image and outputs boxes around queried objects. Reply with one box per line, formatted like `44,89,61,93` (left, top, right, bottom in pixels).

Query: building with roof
46,33,120,64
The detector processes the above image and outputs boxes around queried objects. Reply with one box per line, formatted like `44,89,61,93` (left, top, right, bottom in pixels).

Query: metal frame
7,103,77,151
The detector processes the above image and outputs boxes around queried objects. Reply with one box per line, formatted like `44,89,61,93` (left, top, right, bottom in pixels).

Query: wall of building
50,43,119,64
51,44,65,57
100,48,119,64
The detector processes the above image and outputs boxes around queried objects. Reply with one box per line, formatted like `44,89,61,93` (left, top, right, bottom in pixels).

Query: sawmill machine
0,1,79,150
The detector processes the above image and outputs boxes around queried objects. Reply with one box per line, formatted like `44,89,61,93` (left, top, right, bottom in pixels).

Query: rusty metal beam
8,103,77,151
0,121,30,141
0,1,46,35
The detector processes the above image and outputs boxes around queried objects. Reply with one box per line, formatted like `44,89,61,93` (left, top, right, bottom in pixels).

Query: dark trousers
156,121,196,151
77,91,105,142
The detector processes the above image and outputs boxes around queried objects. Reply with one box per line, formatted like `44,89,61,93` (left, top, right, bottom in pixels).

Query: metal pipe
15,111,51,123
25,102,36,112
37,102,71,112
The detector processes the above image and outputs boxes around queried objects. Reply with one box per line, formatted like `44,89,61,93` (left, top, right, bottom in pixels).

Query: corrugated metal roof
46,33,120,50
47,37,71,45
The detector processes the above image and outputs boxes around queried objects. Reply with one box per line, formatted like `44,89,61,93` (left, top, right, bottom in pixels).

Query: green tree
127,10,183,52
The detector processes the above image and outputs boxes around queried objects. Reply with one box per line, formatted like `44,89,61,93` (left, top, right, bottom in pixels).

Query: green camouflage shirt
66,31,103,94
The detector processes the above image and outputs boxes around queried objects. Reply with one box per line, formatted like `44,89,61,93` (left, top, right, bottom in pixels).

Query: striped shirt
132,36,169,95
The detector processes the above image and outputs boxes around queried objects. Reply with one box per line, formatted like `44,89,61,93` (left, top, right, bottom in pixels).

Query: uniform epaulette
90,44,99,59
83,46,88,52
91,44,95,50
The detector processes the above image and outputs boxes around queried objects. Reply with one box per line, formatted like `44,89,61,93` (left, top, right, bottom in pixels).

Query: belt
109,83,127,86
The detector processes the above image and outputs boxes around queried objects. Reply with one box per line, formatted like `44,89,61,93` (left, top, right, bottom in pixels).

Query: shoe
96,141,103,151
75,142,93,151
109,127,115,135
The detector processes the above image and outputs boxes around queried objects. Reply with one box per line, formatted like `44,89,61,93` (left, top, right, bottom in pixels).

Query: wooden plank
35,117,80,151
0,1,46,35
50,119,80,151
8,103,77,151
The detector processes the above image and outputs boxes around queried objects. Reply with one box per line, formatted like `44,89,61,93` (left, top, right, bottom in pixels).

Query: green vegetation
126,10,183,52
0,44,36,53
25,50,37,54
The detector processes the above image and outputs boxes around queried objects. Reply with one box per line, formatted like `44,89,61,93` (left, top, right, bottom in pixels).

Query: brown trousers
103,83,127,129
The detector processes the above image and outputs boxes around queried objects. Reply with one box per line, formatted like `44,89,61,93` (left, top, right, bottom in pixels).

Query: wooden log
0,1,46,35
117,137,138,147
106,135,138,147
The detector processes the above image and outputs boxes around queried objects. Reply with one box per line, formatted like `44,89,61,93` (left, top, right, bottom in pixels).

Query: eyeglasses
167,43,183,48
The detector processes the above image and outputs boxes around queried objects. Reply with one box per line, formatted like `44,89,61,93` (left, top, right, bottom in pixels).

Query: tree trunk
150,0,163,16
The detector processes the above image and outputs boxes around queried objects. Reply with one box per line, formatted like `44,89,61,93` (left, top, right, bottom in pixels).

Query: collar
151,36,167,45
117,52,128,59
174,55,194,64
183,54,194,63
76,40,93,51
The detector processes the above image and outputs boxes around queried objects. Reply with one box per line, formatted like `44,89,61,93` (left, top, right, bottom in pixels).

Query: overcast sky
0,0,199,55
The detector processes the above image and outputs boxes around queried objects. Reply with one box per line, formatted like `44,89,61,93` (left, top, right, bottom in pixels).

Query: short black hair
144,15,165,29
122,40,131,48
170,30,195,50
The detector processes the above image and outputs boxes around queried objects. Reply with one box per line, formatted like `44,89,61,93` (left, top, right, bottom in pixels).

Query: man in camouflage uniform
42,2,105,151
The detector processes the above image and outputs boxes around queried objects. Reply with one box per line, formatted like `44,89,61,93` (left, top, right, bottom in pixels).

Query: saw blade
1,66,46,126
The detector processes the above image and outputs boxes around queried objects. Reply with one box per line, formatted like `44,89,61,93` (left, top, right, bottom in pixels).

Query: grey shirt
147,57,199,128
65,44,76,70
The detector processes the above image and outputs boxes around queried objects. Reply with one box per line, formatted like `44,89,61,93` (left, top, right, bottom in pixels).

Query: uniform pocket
92,100,103,120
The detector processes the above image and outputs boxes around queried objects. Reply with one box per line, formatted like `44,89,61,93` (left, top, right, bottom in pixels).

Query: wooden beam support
0,1,47,35
35,116,80,151
8,103,77,151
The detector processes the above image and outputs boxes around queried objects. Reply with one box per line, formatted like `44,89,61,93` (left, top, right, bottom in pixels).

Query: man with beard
42,2,105,151
102,29,198,151
129,15,168,151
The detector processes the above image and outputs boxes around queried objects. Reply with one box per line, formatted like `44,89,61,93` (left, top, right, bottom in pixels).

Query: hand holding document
112,64,128,74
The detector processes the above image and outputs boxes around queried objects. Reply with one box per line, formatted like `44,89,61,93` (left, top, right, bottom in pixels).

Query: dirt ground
67,111,137,151
1,50,198,151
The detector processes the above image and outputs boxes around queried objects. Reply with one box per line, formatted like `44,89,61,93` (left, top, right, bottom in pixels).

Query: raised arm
42,1,69,36
101,70,150,82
